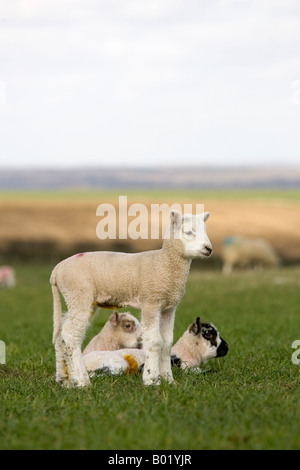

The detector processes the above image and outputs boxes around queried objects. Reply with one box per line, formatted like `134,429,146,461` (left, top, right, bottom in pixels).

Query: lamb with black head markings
172,316,229,371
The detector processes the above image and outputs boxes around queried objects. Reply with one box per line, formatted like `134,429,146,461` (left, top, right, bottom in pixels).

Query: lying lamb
83,317,228,376
54,310,142,384
50,209,212,387
82,310,142,355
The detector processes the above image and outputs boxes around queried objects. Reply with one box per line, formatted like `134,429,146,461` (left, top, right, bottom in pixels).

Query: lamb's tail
50,269,62,344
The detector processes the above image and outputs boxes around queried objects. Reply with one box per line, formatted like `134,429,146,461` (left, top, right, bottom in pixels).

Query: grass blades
0,263,300,449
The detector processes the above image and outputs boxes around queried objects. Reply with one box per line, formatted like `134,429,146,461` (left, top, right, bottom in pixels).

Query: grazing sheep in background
0,266,16,288
50,209,212,387
83,317,228,375
221,236,280,275
82,311,142,355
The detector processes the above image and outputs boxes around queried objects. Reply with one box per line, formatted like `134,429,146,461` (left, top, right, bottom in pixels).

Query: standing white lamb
221,236,280,274
50,209,212,387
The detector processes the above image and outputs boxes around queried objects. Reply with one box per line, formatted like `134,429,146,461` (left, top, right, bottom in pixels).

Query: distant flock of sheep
1,210,280,388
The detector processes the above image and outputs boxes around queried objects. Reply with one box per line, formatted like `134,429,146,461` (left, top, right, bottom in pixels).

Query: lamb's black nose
205,246,212,255
216,338,229,357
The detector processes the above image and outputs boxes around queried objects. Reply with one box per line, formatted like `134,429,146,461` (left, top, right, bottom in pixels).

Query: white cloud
0,0,300,168
0,80,5,105
122,0,179,20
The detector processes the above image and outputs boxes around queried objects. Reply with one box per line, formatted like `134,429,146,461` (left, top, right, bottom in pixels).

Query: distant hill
0,166,300,190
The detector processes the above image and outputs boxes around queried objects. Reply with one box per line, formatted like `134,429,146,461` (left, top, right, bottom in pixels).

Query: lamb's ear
170,210,182,231
201,211,210,222
109,311,119,326
189,317,201,335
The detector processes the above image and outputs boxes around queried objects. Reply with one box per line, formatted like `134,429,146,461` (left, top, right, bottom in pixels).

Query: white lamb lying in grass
55,310,142,384
83,317,229,376
82,310,143,355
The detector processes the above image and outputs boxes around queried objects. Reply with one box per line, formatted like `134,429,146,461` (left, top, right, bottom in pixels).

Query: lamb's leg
54,333,70,385
159,307,176,383
61,309,92,387
141,307,162,385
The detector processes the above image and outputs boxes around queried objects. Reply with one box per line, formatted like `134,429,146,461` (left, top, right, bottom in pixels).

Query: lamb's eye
203,331,212,340
125,323,132,330
184,230,194,237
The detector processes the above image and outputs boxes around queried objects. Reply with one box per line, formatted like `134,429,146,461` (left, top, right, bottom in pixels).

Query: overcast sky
0,0,300,168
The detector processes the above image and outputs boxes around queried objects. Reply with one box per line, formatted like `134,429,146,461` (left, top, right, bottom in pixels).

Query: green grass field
0,263,299,450
1,187,300,202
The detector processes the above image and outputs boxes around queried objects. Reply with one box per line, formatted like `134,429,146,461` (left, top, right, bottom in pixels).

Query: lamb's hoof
57,379,72,388
78,377,91,387
163,376,175,384
74,382,91,388
56,374,71,387
143,376,161,386
69,377,91,388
